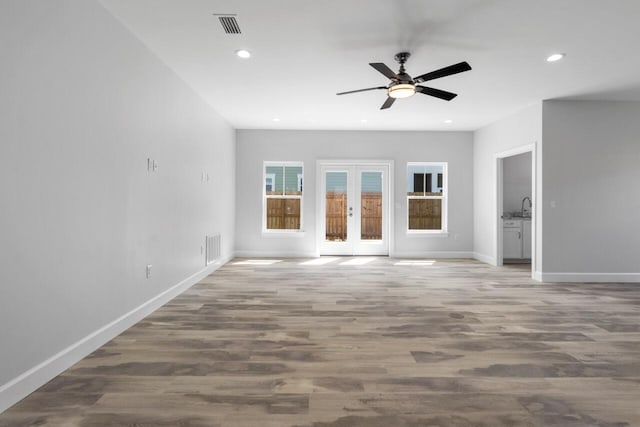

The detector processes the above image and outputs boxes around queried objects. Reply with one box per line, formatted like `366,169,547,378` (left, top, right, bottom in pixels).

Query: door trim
494,143,538,280
316,160,394,257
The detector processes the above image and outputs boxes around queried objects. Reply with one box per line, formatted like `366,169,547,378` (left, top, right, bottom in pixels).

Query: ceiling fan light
388,83,415,99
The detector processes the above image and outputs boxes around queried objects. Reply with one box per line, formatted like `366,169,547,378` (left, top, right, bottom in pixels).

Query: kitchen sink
503,212,531,219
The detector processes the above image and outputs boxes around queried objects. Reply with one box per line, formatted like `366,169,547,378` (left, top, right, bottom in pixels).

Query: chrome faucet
521,196,532,217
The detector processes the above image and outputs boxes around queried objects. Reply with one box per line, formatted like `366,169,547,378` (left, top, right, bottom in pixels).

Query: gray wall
473,99,640,281
236,130,474,257
472,103,542,267
0,0,235,404
503,152,532,214
541,100,640,277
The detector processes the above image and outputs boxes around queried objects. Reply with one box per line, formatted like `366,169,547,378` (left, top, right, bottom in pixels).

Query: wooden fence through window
325,192,347,241
408,193,442,230
266,192,442,234
266,197,301,230
324,192,382,241
360,192,382,240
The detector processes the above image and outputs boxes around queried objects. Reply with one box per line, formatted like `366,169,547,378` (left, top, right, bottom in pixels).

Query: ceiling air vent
216,14,241,34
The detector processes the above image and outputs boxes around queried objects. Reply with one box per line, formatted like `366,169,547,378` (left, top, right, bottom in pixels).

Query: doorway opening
317,161,392,256
495,144,537,278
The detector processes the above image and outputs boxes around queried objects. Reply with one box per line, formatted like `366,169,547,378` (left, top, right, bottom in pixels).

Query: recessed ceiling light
360,119,368,123
444,119,453,124
235,49,251,59
546,53,565,62
272,118,280,122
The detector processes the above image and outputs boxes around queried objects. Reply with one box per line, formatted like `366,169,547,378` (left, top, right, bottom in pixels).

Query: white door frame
494,143,538,279
316,160,394,256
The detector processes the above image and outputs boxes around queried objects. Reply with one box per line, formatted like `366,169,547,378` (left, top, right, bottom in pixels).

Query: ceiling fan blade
416,86,458,101
370,63,398,80
414,61,472,83
380,97,396,110
336,86,387,95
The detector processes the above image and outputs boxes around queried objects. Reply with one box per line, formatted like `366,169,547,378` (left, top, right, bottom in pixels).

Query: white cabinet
522,220,532,259
503,219,532,260
503,220,522,259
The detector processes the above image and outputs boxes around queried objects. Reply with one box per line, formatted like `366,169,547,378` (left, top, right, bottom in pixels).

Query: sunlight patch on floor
233,259,282,265
394,260,436,266
339,257,376,266
299,257,339,266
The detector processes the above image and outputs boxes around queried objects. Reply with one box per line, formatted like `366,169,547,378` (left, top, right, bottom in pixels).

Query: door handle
518,231,521,239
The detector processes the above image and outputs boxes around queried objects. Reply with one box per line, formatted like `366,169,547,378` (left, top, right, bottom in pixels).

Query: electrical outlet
147,158,158,172
146,264,152,278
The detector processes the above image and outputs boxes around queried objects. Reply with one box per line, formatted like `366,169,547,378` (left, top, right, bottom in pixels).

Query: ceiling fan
337,52,471,110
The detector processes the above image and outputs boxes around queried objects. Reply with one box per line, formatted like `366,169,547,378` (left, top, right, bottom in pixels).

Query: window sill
406,231,449,238
262,230,306,238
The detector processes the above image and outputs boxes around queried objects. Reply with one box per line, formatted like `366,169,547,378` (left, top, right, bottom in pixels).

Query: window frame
262,161,304,234
406,162,448,234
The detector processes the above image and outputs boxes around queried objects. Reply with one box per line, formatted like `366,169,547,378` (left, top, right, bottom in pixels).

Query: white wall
473,103,542,266
541,100,640,280
236,130,474,258
0,0,235,410
503,152,532,214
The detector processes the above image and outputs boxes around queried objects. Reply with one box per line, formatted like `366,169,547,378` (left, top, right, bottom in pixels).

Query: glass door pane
325,171,348,242
360,171,382,240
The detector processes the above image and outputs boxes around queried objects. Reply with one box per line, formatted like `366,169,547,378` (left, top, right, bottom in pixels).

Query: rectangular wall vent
216,15,241,34
205,234,221,265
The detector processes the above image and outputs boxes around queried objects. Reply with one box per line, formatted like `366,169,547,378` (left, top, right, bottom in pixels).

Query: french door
318,162,390,255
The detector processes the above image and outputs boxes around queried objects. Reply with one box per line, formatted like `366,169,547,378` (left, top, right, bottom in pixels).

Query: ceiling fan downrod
394,52,411,76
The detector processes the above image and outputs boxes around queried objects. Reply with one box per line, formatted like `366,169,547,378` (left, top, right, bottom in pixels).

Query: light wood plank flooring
1,258,639,426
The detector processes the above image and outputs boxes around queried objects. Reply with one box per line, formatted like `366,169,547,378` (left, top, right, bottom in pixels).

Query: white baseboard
472,252,497,265
538,272,640,283
0,255,232,413
234,250,319,258
392,251,474,259
236,251,476,260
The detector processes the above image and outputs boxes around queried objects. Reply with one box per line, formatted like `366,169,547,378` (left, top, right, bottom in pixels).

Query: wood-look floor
2,258,639,426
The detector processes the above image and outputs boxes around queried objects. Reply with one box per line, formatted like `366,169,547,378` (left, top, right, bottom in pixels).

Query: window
264,162,303,231
407,162,447,232
413,173,432,193
265,173,275,192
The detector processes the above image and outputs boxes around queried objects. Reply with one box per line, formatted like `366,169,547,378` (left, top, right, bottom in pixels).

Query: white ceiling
100,0,640,131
